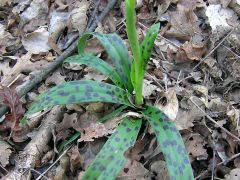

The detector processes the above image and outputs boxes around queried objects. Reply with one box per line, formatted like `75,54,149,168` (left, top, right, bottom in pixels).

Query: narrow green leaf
98,105,128,123
140,23,160,69
26,81,133,117
82,118,142,180
78,32,133,92
58,132,81,153
141,105,194,180
125,0,143,105
64,54,124,88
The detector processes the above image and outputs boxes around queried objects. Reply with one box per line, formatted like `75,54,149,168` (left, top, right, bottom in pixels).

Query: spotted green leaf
82,117,142,180
141,105,194,180
78,32,133,92
64,54,124,88
26,81,133,117
140,23,160,69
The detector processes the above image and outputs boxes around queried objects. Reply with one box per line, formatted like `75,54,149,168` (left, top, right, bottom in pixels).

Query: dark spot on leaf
69,95,76,102
58,90,69,96
93,93,99,97
115,137,120,142
126,128,131,132
86,85,93,92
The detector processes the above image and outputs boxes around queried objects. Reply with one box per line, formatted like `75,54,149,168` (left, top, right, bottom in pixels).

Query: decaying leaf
118,159,149,179
184,133,208,162
22,27,51,54
163,0,202,41
0,140,12,167
70,0,89,35
225,168,240,180
142,80,158,98
155,88,179,120
78,121,109,142
176,41,207,62
19,0,49,26
1,53,46,87
0,86,25,130
67,146,83,173
0,24,16,48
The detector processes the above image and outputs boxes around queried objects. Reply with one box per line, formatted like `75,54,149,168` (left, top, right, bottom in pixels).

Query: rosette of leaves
24,0,194,179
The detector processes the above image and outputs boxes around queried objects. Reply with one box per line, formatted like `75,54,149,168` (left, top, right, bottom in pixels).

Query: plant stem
125,0,143,106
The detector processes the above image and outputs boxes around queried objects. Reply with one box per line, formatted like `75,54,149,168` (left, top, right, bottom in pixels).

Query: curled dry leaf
176,41,207,62
0,86,25,130
22,27,51,54
49,11,70,41
155,88,178,120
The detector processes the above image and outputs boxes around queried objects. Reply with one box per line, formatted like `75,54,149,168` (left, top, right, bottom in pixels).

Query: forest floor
0,0,240,179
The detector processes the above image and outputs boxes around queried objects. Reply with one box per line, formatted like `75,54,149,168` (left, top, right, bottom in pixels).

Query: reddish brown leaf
0,86,25,130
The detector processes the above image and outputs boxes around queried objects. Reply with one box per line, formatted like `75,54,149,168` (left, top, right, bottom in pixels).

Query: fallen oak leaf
0,86,25,131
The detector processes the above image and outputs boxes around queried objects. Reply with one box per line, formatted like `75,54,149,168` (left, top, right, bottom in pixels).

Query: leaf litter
0,0,240,179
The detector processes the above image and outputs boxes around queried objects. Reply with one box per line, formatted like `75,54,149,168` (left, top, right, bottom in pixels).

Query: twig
190,99,240,142
217,152,240,166
87,0,101,30
0,0,118,119
30,168,48,180
192,28,235,71
35,146,72,180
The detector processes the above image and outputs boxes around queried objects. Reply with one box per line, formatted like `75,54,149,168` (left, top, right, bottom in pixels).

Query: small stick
192,28,235,71
35,146,71,180
190,99,240,142
217,152,240,166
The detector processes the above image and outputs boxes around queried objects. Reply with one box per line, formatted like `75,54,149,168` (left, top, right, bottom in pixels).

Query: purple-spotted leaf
82,117,142,180
140,23,160,69
141,105,194,180
77,32,133,92
64,54,124,88
26,81,133,117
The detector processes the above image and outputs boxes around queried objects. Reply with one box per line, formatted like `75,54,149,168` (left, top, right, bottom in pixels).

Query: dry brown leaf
54,155,70,180
118,159,149,179
184,133,208,162
225,168,240,180
176,41,207,62
1,53,46,86
0,24,16,48
22,28,51,54
49,11,69,42
142,80,158,98
206,5,237,32
0,140,12,167
19,0,49,26
45,70,66,86
70,0,89,35
156,88,179,120
67,146,83,173
164,1,202,41
150,161,169,180
78,121,109,142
